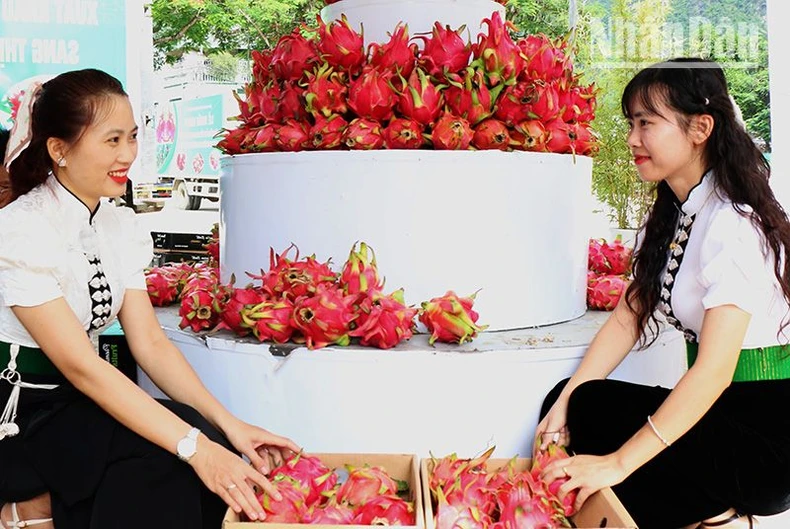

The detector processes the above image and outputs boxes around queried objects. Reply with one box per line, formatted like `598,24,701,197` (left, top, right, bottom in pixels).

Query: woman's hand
541,454,628,513
534,399,570,456
223,419,301,475
189,436,281,521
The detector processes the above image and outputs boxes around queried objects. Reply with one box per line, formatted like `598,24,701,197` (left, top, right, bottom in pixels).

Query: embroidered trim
86,254,112,332
659,212,699,342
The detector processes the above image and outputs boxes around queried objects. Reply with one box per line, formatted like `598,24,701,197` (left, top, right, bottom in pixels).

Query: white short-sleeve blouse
0,175,153,348
664,173,790,348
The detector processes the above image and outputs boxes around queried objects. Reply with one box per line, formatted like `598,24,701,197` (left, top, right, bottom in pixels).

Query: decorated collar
48,173,101,224
678,170,714,217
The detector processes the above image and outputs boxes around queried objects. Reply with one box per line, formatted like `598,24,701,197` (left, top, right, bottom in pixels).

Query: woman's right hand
534,398,570,456
189,435,281,522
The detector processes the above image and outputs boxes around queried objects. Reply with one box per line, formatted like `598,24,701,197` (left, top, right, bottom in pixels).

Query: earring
57,157,66,167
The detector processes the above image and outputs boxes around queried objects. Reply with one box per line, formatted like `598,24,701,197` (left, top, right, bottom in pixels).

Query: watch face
178,437,197,459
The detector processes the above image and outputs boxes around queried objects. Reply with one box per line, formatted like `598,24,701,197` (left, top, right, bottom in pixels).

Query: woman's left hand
223,419,302,476
541,454,628,513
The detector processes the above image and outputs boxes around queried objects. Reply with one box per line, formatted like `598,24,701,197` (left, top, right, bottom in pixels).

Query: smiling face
624,90,711,199
50,94,138,209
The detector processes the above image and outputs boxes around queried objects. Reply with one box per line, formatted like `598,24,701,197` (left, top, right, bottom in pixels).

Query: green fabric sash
0,341,60,376
686,342,790,382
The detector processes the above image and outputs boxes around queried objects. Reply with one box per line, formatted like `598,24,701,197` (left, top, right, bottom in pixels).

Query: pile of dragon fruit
145,241,487,349
430,444,576,529
255,452,415,525
216,9,596,155
586,237,632,311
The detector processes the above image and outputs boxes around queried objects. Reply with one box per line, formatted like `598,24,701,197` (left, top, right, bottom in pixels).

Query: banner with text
156,95,225,178
0,0,127,129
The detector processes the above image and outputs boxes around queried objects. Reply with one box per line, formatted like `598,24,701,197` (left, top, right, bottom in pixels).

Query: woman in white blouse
0,69,300,528
536,58,790,528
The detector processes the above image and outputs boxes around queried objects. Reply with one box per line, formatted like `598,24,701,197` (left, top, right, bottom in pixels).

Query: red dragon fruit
354,495,416,525
384,118,424,149
435,487,491,529
291,285,358,349
531,443,578,517
310,114,348,150
317,15,366,74
558,81,597,123
145,270,179,307
279,82,308,122
511,119,548,152
472,11,525,86
420,291,487,344
215,286,267,337
518,34,571,83
444,470,498,517
216,126,247,155
258,476,309,523
587,274,627,311
397,68,445,127
250,49,273,85
270,452,338,507
234,84,264,126
275,120,311,152
416,22,472,82
178,288,223,333
472,118,511,151
493,81,535,126
429,113,474,150
368,23,418,78
340,241,384,295
524,81,561,123
247,244,337,300
270,30,320,82
257,82,284,123
304,503,356,524
545,119,597,156
247,298,296,344
304,63,348,118
347,67,397,122
350,289,418,349
601,236,632,275
496,474,561,528
430,446,495,494
343,118,385,150
336,465,399,506
445,67,502,126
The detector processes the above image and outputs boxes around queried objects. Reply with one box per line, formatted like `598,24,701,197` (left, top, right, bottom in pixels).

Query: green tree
206,51,239,81
151,0,323,67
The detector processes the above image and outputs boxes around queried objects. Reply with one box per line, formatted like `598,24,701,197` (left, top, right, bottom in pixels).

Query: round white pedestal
220,151,593,331
320,0,505,45
142,307,687,458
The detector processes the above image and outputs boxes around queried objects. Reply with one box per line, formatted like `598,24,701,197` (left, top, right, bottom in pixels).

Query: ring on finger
227,483,238,490
562,467,570,477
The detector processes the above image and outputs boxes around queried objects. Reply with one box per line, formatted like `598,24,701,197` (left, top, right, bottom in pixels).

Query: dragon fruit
472,118,511,150
530,443,578,517
545,119,597,156
511,119,548,152
429,446,495,494
419,290,487,345
444,470,498,517
429,114,474,150
472,11,525,86
317,15,366,74
145,270,178,307
397,68,445,126
416,22,472,82
347,67,397,122
279,82,308,122
368,23,418,78
291,285,358,349
343,118,385,150
248,245,337,300
310,114,348,150
304,503,356,524
600,236,633,275
271,30,320,81
275,120,310,152
384,118,424,149
340,241,384,295
354,495,416,525
178,288,222,333
436,487,491,529
250,49,273,85
304,63,348,118
247,298,295,344
445,67,502,126
493,82,535,126
587,274,627,311
270,452,338,507
336,465,399,506
258,476,309,523
216,126,247,155
215,286,267,337
350,289,418,349
496,475,561,528
518,34,571,83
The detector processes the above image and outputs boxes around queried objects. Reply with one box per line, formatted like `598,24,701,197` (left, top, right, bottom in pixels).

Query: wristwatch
176,427,201,463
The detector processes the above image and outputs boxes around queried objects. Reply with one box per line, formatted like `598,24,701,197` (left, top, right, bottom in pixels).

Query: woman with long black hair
536,58,790,528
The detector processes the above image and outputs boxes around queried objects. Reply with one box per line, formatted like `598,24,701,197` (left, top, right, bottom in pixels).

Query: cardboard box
420,458,637,529
98,321,138,383
223,453,425,529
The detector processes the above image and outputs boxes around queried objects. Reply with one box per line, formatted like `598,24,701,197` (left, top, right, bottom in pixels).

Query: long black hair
622,58,790,345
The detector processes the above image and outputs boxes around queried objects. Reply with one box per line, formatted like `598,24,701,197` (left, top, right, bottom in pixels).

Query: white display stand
142,307,686,458
220,151,592,331
320,0,505,46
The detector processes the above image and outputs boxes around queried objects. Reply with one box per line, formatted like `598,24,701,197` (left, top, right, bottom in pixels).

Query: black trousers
0,375,230,529
541,378,790,529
